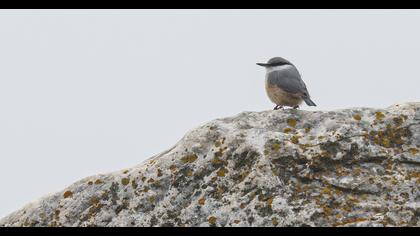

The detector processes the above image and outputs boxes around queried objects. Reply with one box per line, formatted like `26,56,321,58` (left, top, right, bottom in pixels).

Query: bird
257,57,316,110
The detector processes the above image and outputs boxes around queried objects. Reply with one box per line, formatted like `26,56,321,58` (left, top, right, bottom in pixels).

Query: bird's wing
267,69,310,96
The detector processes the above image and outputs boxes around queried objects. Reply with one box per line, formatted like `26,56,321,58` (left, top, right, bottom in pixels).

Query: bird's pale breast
265,80,303,107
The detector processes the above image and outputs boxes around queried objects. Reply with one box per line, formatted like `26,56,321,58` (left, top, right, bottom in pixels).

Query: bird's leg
293,105,300,109
273,105,283,110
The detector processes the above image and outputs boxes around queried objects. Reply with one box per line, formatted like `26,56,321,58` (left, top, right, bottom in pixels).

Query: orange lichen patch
233,220,241,224
322,206,333,216
239,203,246,209
198,198,205,205
266,197,274,208
143,186,150,192
148,160,156,165
63,190,73,199
208,216,217,225
287,118,297,127
375,111,385,121
147,178,155,183
121,178,130,186
94,179,103,185
283,128,292,133
181,154,198,163
291,136,300,144
157,169,163,177
272,218,279,226
335,213,343,219
353,114,362,121
409,148,419,155
217,167,228,177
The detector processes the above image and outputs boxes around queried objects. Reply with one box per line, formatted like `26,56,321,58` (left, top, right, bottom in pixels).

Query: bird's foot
292,105,300,109
273,105,284,110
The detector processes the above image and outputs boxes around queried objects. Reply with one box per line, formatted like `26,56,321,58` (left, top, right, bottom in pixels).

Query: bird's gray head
256,57,293,68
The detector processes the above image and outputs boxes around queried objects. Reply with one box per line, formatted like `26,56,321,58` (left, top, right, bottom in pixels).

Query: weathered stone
1,103,420,227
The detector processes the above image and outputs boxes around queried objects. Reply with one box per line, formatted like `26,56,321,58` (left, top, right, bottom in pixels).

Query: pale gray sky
1,9,419,218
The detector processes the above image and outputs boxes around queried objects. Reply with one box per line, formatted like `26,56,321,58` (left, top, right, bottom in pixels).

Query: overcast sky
1,9,419,218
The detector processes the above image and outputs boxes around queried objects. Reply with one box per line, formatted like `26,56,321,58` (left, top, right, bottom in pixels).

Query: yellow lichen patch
239,203,246,209
148,196,156,204
63,190,73,199
375,111,385,121
208,216,217,225
121,178,130,186
157,169,163,177
333,217,368,226
198,198,205,205
131,180,138,189
214,147,227,158
233,220,240,224
143,186,150,192
272,143,281,151
216,167,228,177
283,128,292,133
211,176,218,182
87,181,93,185
123,170,129,174
321,186,333,196
382,138,391,148
393,116,404,126
304,127,311,133
147,178,155,183
211,157,224,165
90,196,99,205
353,114,362,121
287,118,297,127
272,217,279,226
291,136,300,144
409,148,419,155
214,140,221,147
186,170,193,177
94,179,103,185
181,153,198,163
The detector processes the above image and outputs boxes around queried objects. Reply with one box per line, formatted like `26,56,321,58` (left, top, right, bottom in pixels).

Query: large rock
1,103,420,227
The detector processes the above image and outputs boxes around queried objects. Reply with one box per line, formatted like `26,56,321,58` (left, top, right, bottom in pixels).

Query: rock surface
1,103,420,227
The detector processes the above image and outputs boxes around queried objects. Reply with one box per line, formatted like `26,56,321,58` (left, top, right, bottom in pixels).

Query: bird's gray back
266,66,309,96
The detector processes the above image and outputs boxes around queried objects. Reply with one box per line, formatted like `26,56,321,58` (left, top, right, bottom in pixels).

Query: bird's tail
303,97,317,106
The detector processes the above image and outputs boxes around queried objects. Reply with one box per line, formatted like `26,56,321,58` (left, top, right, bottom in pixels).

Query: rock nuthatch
257,57,316,110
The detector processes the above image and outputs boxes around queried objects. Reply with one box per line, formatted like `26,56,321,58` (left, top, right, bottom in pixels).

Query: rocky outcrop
1,103,420,227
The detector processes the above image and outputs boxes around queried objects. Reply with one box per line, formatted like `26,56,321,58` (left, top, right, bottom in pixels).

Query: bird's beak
256,63,269,67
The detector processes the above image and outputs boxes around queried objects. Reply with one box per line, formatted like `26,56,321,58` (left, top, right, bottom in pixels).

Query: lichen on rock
1,103,420,227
